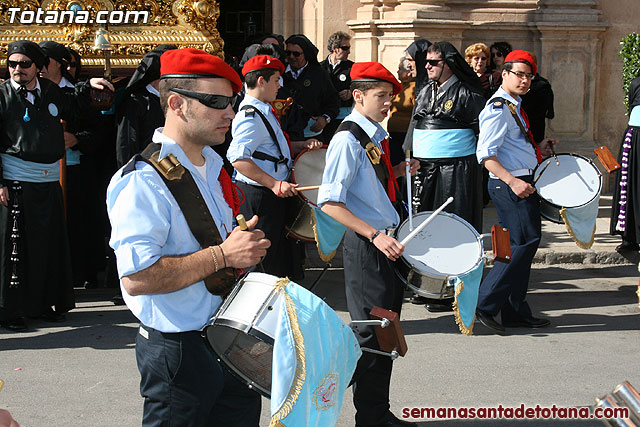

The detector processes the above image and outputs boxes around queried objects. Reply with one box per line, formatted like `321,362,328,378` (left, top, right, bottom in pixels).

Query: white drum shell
291,147,327,206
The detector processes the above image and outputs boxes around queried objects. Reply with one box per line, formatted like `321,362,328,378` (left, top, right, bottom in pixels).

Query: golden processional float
0,0,226,74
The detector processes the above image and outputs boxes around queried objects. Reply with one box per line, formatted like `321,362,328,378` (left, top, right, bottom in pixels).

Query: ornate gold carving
0,0,225,68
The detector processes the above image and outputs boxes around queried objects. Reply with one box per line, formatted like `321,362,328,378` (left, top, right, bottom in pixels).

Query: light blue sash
629,105,640,127
66,148,82,166
271,278,361,426
413,128,476,158
1,154,60,182
452,262,484,335
337,106,352,120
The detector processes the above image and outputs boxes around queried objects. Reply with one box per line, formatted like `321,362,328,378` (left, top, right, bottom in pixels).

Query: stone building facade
272,0,634,192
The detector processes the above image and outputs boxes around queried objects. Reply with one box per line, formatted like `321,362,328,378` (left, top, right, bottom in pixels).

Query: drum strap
122,142,237,295
490,97,542,162
240,105,290,173
336,120,401,202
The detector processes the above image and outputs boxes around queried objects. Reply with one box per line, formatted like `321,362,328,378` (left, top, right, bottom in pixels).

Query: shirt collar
494,86,520,106
285,63,308,79
346,108,388,144
59,76,73,88
10,77,41,94
146,83,160,97
328,55,341,69
239,93,273,117
438,74,458,92
153,128,224,179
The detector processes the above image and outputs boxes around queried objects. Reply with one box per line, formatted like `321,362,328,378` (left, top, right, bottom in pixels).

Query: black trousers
136,324,261,427
477,177,541,323
343,230,404,426
236,182,303,279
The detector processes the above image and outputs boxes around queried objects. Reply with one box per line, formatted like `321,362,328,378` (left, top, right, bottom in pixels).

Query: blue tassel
23,108,30,122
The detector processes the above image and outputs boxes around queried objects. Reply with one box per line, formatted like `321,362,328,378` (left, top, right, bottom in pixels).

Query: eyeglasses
492,52,503,58
285,50,302,57
425,59,443,67
507,70,535,80
7,59,34,69
338,45,351,51
170,88,236,109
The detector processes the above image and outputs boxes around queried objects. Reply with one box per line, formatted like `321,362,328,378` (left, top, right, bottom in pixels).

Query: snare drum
284,147,327,241
533,153,602,223
395,211,484,299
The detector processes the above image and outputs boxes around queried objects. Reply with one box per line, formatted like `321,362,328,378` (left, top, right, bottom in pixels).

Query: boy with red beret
318,62,419,427
227,55,322,277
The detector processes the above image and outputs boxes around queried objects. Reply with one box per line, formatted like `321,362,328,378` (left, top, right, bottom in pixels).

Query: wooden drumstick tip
236,214,248,231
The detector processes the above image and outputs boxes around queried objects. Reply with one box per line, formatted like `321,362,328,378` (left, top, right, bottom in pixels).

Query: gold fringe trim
270,278,307,427
452,280,474,336
311,209,337,262
559,208,596,250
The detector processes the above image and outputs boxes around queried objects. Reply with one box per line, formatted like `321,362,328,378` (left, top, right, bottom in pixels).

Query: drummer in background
318,62,419,427
228,55,322,278
475,50,557,335
106,48,270,426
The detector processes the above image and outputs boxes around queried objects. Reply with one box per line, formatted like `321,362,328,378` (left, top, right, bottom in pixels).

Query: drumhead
291,147,327,206
533,153,602,208
396,211,482,277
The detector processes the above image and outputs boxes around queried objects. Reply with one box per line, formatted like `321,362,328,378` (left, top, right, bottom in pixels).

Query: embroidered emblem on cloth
312,373,339,410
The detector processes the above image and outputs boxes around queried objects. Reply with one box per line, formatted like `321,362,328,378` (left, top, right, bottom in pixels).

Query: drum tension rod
350,318,391,328
362,348,399,360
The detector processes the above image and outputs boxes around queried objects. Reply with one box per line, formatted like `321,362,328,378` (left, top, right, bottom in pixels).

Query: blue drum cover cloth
452,261,484,335
312,207,347,262
270,279,361,427
560,193,600,249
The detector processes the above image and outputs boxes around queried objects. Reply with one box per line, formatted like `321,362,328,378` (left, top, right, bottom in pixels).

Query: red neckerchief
520,107,542,163
271,106,293,154
218,167,242,216
380,138,399,202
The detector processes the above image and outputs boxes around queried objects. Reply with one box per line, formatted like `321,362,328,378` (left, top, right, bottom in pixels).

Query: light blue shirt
227,94,292,185
476,87,537,178
318,109,400,230
629,105,640,127
106,128,233,333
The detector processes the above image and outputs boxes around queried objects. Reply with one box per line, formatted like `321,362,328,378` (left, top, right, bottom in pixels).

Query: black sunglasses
285,50,302,57
425,59,443,66
492,52,503,58
8,59,34,69
339,45,351,51
170,88,235,110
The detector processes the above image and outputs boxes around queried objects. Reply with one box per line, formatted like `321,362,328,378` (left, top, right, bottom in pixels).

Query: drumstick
296,185,320,192
533,160,552,185
235,214,265,273
400,196,453,246
550,143,560,166
405,150,413,231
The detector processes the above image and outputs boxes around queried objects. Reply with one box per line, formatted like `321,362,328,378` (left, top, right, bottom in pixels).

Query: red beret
160,48,242,93
504,50,537,76
350,62,402,96
242,55,285,77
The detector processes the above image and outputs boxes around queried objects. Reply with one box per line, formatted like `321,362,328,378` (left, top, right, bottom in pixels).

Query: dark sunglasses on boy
170,88,236,110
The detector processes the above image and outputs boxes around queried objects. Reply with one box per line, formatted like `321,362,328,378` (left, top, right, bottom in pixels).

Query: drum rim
533,152,603,209
290,145,327,207
395,211,484,278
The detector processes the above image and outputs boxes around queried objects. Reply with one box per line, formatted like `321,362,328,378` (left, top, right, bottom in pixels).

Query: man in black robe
0,40,113,331
403,41,485,311
282,34,339,143
116,44,177,168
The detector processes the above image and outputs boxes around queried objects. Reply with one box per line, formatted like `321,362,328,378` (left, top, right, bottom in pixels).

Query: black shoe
475,309,506,335
1,317,27,332
616,241,640,252
356,412,415,426
38,309,66,323
409,295,429,305
112,295,125,306
425,302,453,312
502,316,551,328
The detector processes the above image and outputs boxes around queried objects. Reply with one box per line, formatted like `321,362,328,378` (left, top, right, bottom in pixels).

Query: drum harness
240,105,291,174
489,97,542,166
122,142,238,294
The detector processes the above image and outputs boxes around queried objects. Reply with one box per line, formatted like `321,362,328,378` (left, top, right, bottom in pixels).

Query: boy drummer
318,62,419,427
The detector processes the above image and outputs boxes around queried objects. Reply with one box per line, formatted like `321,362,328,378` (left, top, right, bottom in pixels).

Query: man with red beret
319,62,419,427
228,55,321,277
475,50,557,335
107,48,270,426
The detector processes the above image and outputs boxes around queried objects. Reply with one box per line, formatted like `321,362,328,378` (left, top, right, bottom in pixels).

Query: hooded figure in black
610,75,640,251
402,41,486,309
405,39,432,95
282,34,339,143
115,44,177,167
0,40,113,331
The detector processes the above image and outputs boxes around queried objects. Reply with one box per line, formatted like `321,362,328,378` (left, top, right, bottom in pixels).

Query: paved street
1,261,639,426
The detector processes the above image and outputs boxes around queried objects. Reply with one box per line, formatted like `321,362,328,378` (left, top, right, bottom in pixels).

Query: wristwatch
369,230,381,243
322,114,331,123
